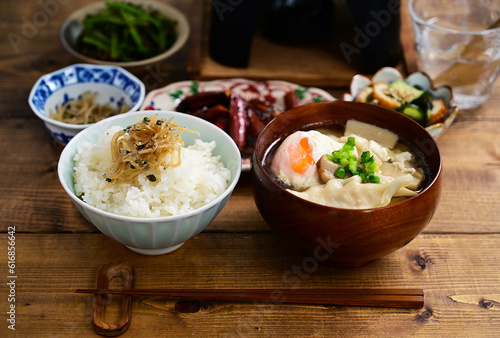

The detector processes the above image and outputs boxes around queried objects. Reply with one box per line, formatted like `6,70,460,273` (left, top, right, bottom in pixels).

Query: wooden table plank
429,117,500,233
5,233,500,336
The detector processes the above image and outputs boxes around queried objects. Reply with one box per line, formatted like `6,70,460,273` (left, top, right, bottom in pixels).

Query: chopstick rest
91,261,135,337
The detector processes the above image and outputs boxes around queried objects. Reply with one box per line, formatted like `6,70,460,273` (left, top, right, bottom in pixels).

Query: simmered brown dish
50,91,130,125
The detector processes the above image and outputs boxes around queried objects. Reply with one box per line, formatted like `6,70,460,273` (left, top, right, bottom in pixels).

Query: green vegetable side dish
76,2,178,62
356,80,448,128
389,81,429,125
326,137,381,184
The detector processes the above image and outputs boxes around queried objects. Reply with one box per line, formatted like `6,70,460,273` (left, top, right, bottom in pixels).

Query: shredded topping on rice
105,115,197,184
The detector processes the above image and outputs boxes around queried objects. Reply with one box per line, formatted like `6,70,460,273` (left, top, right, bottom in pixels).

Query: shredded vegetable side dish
105,115,197,184
49,91,130,124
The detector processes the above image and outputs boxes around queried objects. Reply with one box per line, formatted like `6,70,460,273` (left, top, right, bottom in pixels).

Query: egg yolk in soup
289,137,314,174
270,120,425,209
270,130,345,191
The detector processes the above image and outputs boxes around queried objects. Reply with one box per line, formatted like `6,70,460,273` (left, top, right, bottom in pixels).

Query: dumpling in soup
270,120,425,209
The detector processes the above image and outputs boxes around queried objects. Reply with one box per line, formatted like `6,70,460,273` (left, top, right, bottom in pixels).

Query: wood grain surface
7,233,500,337
1,0,500,336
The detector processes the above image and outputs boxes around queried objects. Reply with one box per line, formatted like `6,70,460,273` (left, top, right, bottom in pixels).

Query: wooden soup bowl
251,101,442,267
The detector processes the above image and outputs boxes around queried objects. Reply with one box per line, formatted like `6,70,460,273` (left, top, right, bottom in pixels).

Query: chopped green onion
366,161,379,172
360,151,370,164
334,167,346,179
326,137,380,184
189,81,199,94
294,87,307,100
360,151,380,171
348,162,357,173
169,89,183,100
143,117,150,123
366,172,380,183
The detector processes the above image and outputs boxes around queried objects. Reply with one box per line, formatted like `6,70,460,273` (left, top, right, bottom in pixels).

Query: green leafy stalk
76,2,178,62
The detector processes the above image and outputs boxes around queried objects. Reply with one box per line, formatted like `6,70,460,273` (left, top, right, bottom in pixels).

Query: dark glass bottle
344,0,402,73
264,0,334,45
208,0,269,68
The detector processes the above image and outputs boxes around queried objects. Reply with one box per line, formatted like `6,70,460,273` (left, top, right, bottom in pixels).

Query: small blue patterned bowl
29,63,145,145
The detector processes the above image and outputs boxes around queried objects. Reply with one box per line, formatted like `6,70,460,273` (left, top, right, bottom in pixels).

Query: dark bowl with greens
60,1,190,67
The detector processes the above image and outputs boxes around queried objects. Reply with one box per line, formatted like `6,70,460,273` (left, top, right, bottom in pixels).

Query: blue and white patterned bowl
29,63,145,145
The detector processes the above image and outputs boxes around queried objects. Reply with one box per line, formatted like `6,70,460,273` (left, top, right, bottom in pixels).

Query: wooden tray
187,0,416,88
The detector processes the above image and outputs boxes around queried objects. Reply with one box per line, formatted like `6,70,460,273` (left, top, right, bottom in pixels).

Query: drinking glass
409,0,500,110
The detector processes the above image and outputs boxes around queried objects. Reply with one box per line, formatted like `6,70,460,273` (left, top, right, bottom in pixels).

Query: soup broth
265,120,428,209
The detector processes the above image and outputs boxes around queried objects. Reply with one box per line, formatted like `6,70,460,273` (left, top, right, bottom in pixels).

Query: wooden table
1,0,500,336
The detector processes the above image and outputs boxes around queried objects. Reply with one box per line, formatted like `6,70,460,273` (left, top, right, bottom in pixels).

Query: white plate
141,78,336,170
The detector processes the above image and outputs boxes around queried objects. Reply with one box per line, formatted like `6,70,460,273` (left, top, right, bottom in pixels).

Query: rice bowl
58,111,241,255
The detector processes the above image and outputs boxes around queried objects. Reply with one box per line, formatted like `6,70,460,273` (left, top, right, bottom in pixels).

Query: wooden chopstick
76,288,424,308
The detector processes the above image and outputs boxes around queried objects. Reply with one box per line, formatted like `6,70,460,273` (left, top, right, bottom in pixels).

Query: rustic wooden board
6,233,500,336
192,0,410,87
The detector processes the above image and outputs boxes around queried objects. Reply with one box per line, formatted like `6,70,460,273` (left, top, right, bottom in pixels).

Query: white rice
73,126,231,217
